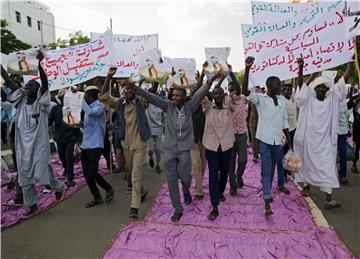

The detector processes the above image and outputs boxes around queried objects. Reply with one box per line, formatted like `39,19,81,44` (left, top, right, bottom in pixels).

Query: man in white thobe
294,57,353,209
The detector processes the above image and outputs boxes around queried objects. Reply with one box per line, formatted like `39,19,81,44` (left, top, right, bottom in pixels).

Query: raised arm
37,51,48,94
190,73,218,112
134,80,168,111
149,82,160,93
297,55,304,88
1,66,18,91
82,100,104,116
242,56,255,96
101,67,117,96
194,64,206,92
99,67,120,109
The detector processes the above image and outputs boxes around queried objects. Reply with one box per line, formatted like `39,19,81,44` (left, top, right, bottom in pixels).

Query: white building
1,0,56,47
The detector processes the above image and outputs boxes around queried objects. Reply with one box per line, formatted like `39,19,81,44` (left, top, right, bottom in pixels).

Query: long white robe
294,77,347,189
8,88,52,186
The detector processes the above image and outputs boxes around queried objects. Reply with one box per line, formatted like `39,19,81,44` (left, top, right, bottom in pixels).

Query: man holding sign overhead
294,56,353,209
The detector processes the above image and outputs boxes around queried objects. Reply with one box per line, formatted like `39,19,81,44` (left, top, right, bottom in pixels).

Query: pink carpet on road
104,150,355,258
1,155,109,230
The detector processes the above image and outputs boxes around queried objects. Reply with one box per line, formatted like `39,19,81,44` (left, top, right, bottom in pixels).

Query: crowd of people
1,51,359,222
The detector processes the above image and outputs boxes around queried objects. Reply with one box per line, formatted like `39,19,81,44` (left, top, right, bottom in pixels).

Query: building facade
1,0,56,47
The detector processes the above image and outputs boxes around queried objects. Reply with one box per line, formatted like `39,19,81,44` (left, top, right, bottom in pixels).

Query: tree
236,70,245,86
46,31,90,50
1,19,31,54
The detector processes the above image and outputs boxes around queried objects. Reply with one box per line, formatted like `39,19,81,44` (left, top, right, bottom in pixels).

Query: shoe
129,208,138,219
265,207,273,217
141,190,148,203
22,205,38,219
149,157,154,168
84,199,103,208
230,187,237,196
324,200,342,209
126,186,132,194
278,186,290,194
171,212,183,223
219,193,226,202
5,196,24,207
6,178,16,190
105,189,115,203
339,176,349,185
55,190,64,202
65,180,76,187
237,178,244,188
207,207,219,221
42,185,52,195
155,166,161,174
301,187,310,197
184,193,192,204
194,194,204,200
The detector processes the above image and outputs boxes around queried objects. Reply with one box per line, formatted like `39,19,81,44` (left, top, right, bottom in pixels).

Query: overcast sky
41,0,292,71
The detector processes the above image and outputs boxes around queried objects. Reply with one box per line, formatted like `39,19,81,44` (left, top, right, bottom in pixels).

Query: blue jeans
337,134,347,177
259,141,285,200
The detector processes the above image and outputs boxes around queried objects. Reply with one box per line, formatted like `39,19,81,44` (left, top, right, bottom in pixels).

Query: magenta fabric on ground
104,151,354,258
1,155,109,230
104,222,353,259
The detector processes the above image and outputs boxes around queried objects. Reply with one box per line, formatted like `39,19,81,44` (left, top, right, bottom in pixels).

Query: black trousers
102,130,113,170
206,146,233,207
81,148,112,200
57,141,75,181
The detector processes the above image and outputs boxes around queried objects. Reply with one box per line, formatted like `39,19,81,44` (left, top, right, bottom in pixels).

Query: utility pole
40,20,44,48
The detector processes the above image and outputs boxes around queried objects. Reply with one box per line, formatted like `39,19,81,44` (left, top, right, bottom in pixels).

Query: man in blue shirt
242,56,292,217
81,86,114,208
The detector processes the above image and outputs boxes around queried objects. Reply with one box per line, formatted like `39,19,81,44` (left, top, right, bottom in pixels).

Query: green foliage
1,19,32,54
236,70,245,86
46,31,90,50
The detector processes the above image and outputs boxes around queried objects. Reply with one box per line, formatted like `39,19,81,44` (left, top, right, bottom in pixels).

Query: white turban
312,76,333,89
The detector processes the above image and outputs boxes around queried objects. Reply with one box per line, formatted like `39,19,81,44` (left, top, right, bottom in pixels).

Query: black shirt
49,103,80,143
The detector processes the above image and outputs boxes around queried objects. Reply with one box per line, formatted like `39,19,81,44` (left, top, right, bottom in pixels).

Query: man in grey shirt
132,74,218,222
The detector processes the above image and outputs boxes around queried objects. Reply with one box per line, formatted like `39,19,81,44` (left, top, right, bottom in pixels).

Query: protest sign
251,1,331,24
345,0,360,39
91,33,158,77
27,30,114,91
137,49,171,82
62,89,84,128
171,58,196,88
7,48,39,76
242,0,354,87
204,47,230,77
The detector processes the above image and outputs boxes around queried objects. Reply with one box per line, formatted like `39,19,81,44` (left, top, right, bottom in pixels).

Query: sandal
265,208,273,217
171,212,183,223
278,186,290,194
301,188,310,197
324,200,341,209
84,199,103,208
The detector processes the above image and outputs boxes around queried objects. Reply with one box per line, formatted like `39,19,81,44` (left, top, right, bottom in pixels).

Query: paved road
2,161,359,258
1,166,166,259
